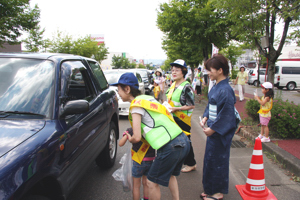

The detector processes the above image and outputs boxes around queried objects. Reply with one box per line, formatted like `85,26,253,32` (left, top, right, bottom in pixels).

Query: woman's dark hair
265,89,274,99
172,65,188,77
239,66,245,71
204,54,229,76
119,84,141,97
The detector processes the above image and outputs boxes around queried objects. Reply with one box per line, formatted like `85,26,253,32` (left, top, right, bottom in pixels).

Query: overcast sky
30,0,168,60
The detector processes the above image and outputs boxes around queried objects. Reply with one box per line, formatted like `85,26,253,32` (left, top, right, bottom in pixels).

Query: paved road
231,82,300,105
67,98,300,200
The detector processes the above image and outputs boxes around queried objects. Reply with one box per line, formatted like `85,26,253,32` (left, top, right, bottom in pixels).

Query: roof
0,52,84,60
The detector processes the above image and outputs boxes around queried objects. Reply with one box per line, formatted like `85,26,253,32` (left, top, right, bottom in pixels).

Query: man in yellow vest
166,59,197,173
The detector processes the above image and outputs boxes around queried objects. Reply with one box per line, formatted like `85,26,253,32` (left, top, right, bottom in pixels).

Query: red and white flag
212,43,219,57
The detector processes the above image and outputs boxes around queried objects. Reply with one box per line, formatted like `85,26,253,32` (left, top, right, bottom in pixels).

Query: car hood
0,120,45,157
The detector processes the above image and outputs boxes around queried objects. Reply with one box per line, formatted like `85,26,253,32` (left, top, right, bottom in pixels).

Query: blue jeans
147,132,190,187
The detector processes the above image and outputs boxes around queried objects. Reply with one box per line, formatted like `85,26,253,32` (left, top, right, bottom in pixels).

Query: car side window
282,67,300,74
87,61,108,90
61,61,96,104
259,70,265,75
136,73,143,83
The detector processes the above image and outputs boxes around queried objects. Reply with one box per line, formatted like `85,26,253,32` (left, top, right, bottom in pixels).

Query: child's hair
119,84,141,97
204,54,229,76
171,65,188,77
265,88,274,99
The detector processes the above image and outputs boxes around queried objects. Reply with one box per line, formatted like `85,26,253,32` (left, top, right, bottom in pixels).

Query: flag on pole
212,43,219,57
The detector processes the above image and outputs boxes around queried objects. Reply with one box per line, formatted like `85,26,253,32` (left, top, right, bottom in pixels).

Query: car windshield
104,71,125,84
0,58,55,118
136,70,148,79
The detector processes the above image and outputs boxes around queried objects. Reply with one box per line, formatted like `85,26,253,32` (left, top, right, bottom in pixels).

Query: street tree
157,0,234,78
213,0,300,84
94,43,109,64
0,1,40,47
138,64,146,69
219,42,245,69
111,55,123,69
49,31,108,62
111,54,136,69
22,24,45,52
49,31,73,54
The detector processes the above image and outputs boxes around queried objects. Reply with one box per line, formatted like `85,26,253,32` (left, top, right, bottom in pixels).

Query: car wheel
286,82,296,90
95,122,117,169
23,195,51,200
253,80,259,87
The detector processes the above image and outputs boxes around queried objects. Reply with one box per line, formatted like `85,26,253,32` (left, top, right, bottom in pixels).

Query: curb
239,127,300,177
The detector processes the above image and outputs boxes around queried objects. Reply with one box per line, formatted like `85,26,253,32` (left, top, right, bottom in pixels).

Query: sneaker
256,134,264,139
261,137,270,142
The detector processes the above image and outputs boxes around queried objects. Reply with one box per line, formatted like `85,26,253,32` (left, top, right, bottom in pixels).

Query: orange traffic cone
236,137,277,200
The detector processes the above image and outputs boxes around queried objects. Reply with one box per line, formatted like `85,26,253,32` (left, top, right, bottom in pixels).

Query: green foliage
49,31,109,61
230,68,239,80
0,1,40,47
157,0,234,70
245,98,300,139
212,0,300,84
219,43,245,68
94,43,109,63
112,55,135,69
111,55,123,68
22,24,45,52
138,64,146,69
269,99,300,138
245,99,260,122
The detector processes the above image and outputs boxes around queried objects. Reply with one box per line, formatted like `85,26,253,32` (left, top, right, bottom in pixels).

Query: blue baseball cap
110,72,139,89
170,59,187,68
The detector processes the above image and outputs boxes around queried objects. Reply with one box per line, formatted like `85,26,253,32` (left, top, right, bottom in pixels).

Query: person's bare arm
127,113,142,143
118,134,128,147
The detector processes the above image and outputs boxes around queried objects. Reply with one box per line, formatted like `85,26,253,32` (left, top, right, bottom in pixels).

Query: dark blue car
0,53,119,200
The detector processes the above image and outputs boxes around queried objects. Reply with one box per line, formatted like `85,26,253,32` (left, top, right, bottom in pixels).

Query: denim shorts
147,132,190,187
132,160,153,178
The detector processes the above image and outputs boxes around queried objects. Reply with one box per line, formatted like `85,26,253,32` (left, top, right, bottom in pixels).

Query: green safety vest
129,95,182,150
166,81,194,118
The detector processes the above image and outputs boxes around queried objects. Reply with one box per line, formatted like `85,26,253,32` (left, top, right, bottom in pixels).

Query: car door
58,60,107,191
259,70,267,84
136,72,145,94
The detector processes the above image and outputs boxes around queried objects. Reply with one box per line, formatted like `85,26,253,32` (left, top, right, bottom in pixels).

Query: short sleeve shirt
237,72,248,85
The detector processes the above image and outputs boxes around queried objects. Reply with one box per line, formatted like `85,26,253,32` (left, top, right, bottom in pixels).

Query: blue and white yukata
202,78,237,195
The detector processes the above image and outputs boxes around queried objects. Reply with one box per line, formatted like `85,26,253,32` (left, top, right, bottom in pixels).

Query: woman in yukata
199,54,237,200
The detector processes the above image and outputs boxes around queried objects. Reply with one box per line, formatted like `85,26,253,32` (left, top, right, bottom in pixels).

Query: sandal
200,193,207,199
203,196,223,200
181,165,196,173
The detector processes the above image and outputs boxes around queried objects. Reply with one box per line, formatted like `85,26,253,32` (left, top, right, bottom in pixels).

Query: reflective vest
129,95,182,150
257,97,273,115
166,81,194,127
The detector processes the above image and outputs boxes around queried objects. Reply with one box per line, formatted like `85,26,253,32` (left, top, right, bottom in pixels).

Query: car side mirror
59,100,89,118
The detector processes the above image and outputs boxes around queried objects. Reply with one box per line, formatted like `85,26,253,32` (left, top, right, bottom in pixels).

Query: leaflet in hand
254,89,257,96
162,101,172,113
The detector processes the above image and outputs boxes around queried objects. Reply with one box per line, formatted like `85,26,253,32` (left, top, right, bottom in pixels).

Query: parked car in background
129,69,153,94
248,68,267,86
275,61,300,90
104,69,145,116
0,53,119,200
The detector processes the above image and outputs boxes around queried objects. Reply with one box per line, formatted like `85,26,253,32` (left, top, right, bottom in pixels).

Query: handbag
235,107,241,129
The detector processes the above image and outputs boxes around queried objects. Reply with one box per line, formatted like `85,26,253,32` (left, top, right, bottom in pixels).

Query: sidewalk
231,88,300,177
